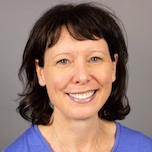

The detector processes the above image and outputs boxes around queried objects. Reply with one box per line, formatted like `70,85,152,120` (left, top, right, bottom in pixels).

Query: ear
35,59,46,86
112,54,119,82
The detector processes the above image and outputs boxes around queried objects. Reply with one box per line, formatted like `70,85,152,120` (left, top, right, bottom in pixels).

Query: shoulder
114,122,152,152
3,125,53,152
3,125,35,152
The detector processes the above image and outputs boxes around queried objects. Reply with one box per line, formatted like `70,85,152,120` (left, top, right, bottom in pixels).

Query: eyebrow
51,52,72,60
90,50,107,56
50,49,107,61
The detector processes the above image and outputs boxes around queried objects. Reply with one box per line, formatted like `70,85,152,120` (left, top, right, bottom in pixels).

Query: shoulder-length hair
17,3,130,125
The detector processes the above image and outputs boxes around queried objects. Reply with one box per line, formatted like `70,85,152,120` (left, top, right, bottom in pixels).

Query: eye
57,59,68,64
90,57,102,62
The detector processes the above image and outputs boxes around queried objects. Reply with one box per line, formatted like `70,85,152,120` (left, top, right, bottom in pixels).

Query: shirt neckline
33,121,121,152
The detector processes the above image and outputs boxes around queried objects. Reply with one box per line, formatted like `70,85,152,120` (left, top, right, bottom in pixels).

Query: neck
50,111,102,151
38,112,117,152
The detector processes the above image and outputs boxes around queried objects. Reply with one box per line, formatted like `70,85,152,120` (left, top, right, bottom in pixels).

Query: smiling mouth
67,91,96,100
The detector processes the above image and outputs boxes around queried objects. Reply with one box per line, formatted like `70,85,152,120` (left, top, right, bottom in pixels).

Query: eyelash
90,57,102,62
57,59,68,64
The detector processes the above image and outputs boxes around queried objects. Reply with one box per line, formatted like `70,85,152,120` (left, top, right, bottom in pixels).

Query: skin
35,26,118,152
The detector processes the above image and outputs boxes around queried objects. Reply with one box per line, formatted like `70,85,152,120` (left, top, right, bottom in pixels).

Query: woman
3,3,152,152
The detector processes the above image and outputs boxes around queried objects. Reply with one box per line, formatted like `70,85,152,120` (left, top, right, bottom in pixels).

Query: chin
65,108,99,121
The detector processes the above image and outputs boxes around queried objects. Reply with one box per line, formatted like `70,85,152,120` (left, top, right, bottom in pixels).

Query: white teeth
69,91,95,99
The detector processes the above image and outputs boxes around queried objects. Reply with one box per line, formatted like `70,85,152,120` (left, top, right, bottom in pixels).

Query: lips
66,90,97,104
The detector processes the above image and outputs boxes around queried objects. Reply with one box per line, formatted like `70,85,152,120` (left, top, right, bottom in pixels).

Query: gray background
0,0,152,150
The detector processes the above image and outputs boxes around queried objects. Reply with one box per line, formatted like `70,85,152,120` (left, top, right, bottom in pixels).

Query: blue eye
57,59,68,64
91,57,101,62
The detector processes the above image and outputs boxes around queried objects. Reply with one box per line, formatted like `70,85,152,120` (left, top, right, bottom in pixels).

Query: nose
72,62,92,85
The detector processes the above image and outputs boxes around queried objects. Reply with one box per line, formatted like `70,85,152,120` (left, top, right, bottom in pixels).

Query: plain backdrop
0,0,152,151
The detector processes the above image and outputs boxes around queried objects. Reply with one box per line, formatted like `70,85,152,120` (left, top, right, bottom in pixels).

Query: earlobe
112,54,119,82
35,59,46,86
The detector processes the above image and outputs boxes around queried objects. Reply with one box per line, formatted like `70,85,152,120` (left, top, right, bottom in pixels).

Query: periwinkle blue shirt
3,122,152,152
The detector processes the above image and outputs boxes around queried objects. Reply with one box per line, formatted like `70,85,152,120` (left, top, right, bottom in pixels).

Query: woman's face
36,27,118,121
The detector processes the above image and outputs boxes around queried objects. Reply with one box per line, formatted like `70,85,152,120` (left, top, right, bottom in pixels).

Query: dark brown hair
17,3,130,125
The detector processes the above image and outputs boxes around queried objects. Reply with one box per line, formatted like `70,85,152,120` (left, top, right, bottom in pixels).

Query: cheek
44,69,70,91
94,68,113,86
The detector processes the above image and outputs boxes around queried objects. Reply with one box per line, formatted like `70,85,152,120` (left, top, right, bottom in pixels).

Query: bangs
47,4,104,48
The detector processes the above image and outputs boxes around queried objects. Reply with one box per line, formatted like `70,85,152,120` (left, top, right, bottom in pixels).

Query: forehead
56,26,74,43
